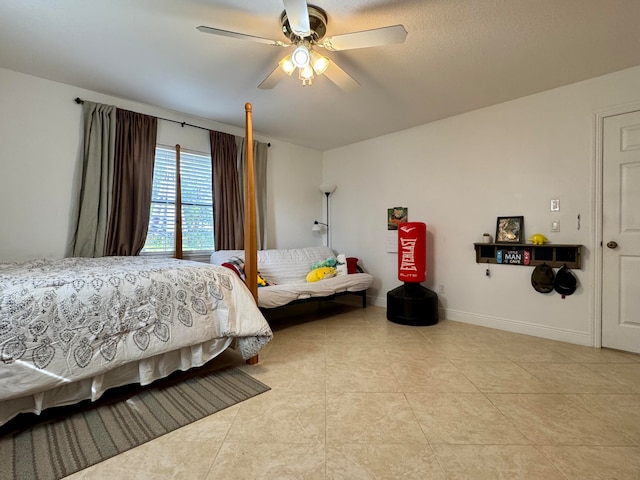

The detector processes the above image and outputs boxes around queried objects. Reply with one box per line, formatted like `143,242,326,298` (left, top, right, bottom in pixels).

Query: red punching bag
387,221,438,326
398,222,426,283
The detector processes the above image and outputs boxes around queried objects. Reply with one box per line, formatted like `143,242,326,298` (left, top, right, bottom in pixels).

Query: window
141,146,213,254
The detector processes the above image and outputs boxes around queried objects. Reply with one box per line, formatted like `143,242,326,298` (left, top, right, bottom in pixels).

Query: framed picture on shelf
495,216,524,243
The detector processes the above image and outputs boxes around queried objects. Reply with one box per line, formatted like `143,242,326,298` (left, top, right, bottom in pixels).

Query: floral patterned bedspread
0,257,272,402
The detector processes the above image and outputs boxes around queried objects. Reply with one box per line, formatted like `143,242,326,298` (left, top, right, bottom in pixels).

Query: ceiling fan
197,0,407,90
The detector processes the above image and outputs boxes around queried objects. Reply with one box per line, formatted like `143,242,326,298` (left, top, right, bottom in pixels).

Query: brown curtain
105,109,158,256
210,131,244,250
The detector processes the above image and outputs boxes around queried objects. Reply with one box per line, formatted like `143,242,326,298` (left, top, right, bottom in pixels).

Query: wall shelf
473,243,582,269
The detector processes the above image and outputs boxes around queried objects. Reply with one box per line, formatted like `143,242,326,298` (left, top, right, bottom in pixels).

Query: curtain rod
74,97,270,146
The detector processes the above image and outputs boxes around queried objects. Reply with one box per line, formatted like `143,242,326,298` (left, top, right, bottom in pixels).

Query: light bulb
299,64,314,85
299,64,314,79
310,51,330,75
279,55,295,75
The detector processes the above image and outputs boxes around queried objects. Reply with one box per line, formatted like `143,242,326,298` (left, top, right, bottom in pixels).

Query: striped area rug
0,365,269,480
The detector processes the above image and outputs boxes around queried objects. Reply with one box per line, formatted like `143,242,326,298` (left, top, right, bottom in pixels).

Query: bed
0,256,272,426
0,104,270,426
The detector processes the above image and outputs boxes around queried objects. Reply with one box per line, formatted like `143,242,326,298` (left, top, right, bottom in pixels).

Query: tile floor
67,303,640,479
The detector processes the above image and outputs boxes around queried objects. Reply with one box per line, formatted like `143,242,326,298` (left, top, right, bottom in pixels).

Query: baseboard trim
369,295,592,346
443,308,593,346
369,295,386,308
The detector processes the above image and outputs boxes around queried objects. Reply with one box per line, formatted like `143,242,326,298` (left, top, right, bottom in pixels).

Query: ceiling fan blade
282,0,311,37
258,65,288,90
196,26,288,47
321,24,407,51
323,60,360,91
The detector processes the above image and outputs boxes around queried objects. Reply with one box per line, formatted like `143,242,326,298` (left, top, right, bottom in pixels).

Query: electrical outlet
438,284,445,295
551,199,560,212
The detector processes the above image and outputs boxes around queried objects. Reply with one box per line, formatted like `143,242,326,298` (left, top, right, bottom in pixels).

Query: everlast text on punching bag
387,222,439,326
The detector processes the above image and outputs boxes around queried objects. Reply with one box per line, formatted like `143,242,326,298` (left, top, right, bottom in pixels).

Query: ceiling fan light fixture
198,3,405,91
310,50,330,75
279,55,296,75
291,44,310,68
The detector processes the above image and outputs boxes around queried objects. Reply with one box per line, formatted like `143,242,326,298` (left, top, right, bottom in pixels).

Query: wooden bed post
244,103,259,365
174,144,183,260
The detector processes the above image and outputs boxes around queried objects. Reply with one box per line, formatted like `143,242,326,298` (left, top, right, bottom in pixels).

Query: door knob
606,241,618,249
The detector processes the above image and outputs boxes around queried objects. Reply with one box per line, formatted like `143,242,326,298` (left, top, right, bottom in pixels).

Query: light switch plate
551,199,560,212
551,220,560,232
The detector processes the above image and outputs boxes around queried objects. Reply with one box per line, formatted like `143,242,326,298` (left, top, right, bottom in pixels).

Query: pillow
306,266,337,283
222,259,275,287
223,256,246,281
221,262,243,280
335,254,348,276
346,257,359,274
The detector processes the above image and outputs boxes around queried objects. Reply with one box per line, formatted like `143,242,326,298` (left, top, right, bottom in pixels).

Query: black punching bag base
386,283,439,326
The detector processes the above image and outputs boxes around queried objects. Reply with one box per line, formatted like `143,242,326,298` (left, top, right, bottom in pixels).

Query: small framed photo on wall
496,216,524,243
387,207,408,230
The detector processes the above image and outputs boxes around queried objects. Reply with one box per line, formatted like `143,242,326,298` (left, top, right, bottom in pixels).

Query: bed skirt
0,336,232,426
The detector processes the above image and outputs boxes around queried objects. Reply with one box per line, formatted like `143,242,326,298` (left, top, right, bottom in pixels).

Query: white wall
267,141,326,248
0,67,323,262
323,66,640,346
4,64,640,347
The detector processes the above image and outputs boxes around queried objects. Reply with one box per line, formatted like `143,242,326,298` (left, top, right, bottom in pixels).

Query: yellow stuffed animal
306,267,337,282
529,233,548,245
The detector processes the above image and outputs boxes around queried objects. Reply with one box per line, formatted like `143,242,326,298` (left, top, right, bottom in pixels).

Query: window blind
142,146,213,253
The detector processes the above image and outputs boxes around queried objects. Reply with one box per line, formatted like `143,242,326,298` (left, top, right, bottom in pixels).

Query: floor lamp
313,184,337,247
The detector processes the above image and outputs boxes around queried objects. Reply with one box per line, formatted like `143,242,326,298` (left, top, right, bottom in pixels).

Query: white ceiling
1,0,640,151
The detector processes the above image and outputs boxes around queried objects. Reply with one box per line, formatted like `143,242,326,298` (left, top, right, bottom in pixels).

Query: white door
602,110,640,354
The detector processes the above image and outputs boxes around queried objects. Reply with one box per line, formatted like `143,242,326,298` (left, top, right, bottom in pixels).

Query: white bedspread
256,273,374,308
0,257,272,409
